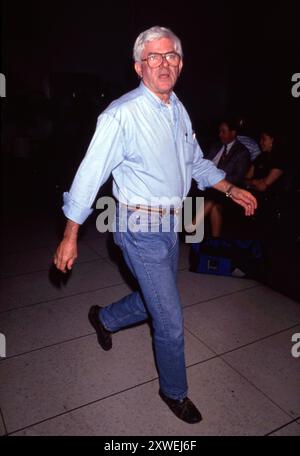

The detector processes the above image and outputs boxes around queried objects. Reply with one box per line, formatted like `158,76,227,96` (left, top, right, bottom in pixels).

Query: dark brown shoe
88,305,112,351
159,390,202,424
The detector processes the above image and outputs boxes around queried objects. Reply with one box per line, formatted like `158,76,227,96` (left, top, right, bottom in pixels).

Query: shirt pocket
184,132,196,164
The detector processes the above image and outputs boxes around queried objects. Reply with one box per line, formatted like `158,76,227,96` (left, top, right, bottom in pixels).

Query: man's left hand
230,187,257,216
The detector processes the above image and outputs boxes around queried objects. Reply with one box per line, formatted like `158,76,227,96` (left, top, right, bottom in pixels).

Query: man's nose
161,56,170,67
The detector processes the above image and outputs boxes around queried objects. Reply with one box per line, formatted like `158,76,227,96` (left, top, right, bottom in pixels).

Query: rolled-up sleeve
62,113,125,224
192,142,225,190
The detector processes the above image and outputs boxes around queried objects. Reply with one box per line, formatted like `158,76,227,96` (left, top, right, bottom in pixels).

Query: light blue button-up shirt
62,82,225,224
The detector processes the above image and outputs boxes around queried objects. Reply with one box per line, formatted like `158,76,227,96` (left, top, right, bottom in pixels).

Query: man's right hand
53,219,80,273
53,238,78,273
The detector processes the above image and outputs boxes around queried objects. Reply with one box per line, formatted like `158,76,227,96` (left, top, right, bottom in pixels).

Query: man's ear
134,62,143,79
178,60,183,76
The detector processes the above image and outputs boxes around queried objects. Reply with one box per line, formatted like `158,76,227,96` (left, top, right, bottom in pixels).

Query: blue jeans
99,205,188,400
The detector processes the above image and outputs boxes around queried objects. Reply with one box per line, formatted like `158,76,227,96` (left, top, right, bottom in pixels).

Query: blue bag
190,238,263,278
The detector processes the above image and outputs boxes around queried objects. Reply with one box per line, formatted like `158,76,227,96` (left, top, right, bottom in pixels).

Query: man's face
134,37,183,101
219,123,236,144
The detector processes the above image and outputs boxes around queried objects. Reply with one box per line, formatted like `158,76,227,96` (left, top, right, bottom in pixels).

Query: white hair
133,26,183,63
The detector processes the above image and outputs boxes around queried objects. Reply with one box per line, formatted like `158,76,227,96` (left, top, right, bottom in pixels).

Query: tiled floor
0,213,300,436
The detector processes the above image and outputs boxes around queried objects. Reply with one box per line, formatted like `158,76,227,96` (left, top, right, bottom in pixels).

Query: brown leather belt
120,203,181,216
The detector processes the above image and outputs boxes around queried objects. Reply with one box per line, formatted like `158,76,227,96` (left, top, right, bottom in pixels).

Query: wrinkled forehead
141,37,176,57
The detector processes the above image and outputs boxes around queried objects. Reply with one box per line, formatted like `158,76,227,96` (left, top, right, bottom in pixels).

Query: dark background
1,0,300,209
1,1,300,300
2,1,300,122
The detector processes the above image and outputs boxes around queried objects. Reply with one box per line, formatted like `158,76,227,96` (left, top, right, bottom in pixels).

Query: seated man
193,119,251,237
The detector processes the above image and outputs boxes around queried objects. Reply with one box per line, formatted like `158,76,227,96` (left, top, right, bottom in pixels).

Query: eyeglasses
141,52,181,68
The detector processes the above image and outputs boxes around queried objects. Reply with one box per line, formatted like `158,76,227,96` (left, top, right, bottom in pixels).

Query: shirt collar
139,81,178,109
224,140,236,152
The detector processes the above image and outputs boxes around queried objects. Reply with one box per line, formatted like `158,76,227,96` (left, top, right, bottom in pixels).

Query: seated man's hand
230,187,257,216
53,239,78,273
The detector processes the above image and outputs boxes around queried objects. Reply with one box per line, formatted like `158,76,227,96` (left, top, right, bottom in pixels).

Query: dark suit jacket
207,140,251,185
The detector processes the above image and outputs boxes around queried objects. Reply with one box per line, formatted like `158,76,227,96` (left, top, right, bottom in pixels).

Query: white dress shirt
212,140,236,167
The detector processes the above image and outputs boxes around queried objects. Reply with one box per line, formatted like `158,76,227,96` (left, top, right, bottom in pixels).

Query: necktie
218,144,228,169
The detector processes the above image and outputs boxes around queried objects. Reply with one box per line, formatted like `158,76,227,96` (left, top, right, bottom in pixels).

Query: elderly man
54,26,256,424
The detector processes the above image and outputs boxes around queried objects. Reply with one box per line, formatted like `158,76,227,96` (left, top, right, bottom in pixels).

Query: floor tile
223,325,300,417
0,243,99,278
183,286,300,353
1,284,131,357
0,259,124,312
178,270,257,308
270,421,300,436
12,358,289,436
0,410,6,436
1,217,61,255
82,232,113,259
0,324,212,433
